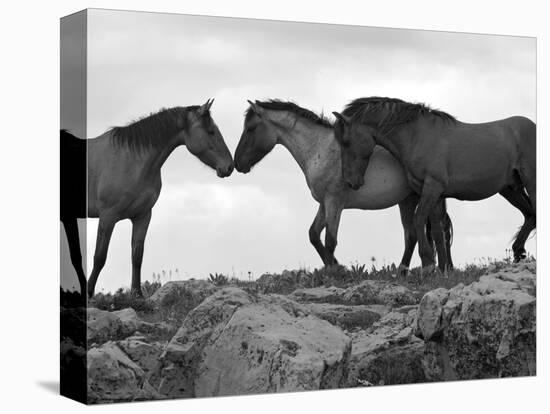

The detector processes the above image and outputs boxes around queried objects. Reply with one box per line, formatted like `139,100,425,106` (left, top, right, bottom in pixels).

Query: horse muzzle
216,164,234,178
347,179,364,191
234,161,251,174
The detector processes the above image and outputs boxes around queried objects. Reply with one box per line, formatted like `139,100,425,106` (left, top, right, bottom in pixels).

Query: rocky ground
60,260,536,404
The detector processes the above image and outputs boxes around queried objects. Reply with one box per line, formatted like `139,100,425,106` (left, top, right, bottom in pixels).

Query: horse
61,129,88,300
332,97,536,274
234,99,454,274
60,99,234,298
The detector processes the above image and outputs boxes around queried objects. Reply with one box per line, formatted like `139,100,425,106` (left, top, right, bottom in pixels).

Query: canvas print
60,9,536,404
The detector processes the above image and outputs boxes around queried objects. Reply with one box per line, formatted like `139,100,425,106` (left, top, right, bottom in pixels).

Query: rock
117,336,165,376
342,280,418,307
415,288,450,341
113,308,141,333
148,279,217,307
147,280,218,324
87,342,165,403
87,307,175,345
87,308,124,344
60,337,87,400
346,308,427,386
151,287,351,398
288,286,346,303
415,262,536,380
256,270,311,294
304,303,389,330
378,284,419,307
288,281,417,309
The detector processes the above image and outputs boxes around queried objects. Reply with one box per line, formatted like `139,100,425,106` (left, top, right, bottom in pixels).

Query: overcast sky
60,9,536,293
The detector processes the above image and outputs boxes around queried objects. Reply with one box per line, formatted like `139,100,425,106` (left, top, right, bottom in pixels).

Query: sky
60,9,536,293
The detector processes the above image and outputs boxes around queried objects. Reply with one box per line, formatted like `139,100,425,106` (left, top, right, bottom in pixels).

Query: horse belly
347,150,410,210
447,165,513,200
447,154,514,200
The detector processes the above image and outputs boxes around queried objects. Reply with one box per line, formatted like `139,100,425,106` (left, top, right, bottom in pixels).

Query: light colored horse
61,99,234,297
333,97,536,272
234,100,453,272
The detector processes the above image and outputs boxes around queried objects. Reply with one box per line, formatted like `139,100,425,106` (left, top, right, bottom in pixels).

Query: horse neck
276,117,333,175
373,122,416,163
108,131,182,179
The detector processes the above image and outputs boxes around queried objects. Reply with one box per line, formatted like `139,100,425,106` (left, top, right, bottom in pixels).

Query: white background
0,0,548,413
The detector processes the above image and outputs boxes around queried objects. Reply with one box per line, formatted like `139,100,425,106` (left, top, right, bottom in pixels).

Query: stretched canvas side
60,9,88,404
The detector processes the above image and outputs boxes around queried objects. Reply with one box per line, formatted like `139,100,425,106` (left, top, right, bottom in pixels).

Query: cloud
158,182,291,223
68,9,536,293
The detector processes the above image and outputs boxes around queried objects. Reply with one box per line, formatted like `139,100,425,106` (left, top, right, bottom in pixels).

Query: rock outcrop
304,303,388,330
346,307,427,386
147,279,217,308
151,287,352,398
87,341,164,403
80,261,536,403
289,281,417,308
415,262,536,380
87,307,174,345
342,280,418,307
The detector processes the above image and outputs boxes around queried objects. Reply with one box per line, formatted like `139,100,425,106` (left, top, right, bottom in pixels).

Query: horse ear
206,98,214,111
247,100,263,118
198,98,214,116
332,111,350,124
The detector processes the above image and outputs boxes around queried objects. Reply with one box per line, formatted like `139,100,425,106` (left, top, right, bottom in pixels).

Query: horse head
185,99,234,178
234,100,278,173
332,111,376,190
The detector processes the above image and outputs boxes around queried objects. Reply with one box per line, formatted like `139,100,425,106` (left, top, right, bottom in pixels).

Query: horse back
60,130,87,219
508,115,536,154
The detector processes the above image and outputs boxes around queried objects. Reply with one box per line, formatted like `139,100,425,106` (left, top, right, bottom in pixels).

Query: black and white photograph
58,7,539,405
2,1,548,413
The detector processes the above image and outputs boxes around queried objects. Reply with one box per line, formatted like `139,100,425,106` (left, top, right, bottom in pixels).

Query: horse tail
425,216,433,246
442,199,453,246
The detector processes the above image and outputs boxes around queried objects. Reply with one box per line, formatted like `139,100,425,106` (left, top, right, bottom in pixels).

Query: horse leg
87,216,116,298
309,204,327,265
324,197,343,266
443,209,454,270
499,187,535,262
518,167,537,232
130,211,152,297
61,217,87,299
415,177,445,275
428,199,448,274
397,193,419,277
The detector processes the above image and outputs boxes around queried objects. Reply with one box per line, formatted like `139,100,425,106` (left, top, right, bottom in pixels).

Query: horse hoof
420,264,436,277
131,289,144,299
397,264,409,278
513,249,527,263
433,267,444,278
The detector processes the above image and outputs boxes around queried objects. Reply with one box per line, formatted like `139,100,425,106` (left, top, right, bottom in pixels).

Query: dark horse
60,99,234,298
333,97,536,273
235,100,453,274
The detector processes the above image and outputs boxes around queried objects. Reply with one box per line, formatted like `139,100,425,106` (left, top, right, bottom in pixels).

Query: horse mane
246,99,333,128
342,97,456,133
61,129,78,139
109,106,200,153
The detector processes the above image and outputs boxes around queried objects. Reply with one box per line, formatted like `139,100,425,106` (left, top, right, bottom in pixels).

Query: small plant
90,282,157,313
350,262,367,281
209,272,229,286
141,280,161,298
